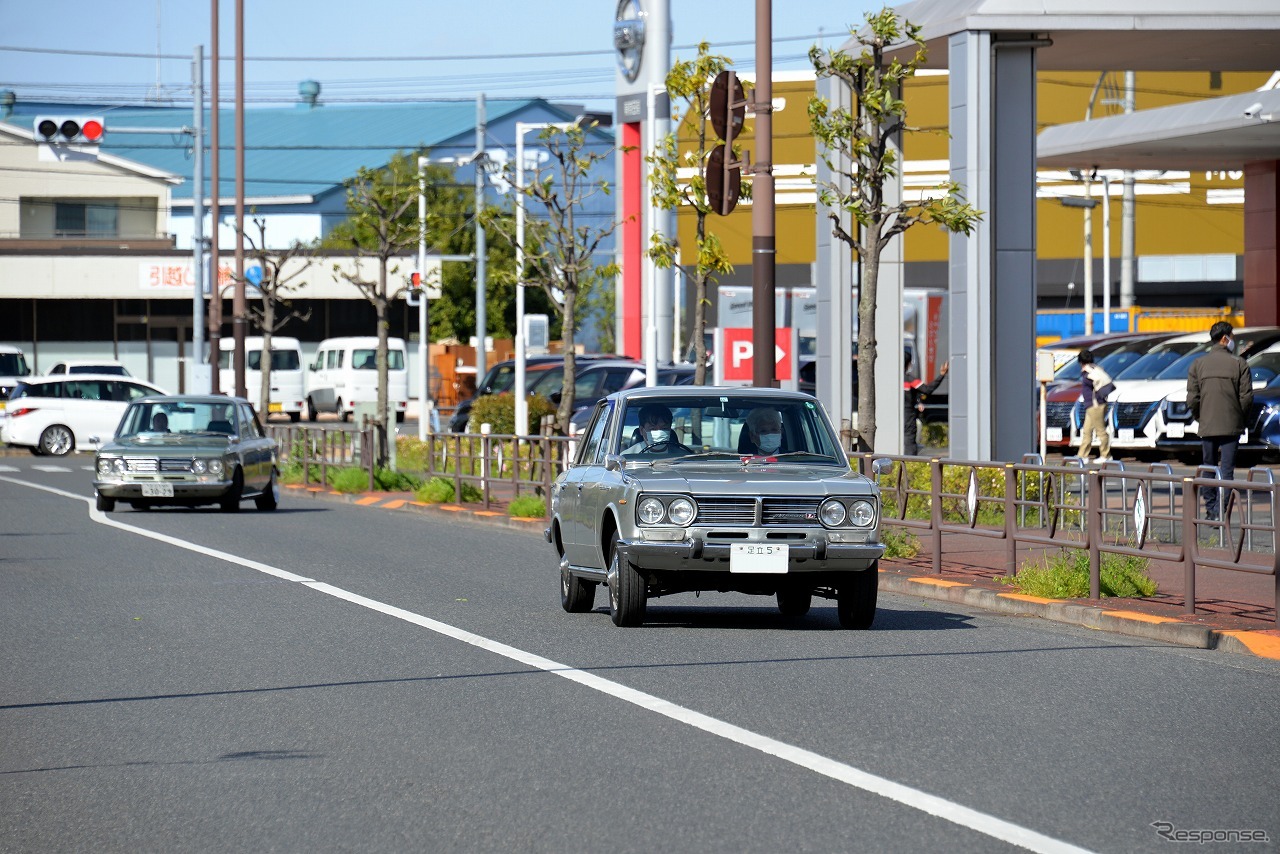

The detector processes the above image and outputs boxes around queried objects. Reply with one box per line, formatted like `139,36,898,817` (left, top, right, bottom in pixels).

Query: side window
238,404,263,438
50,364,66,375
218,350,233,369
573,371,599,400
124,383,153,401
65,380,103,400
247,350,262,370
603,368,641,394
331,350,344,369
387,350,405,370
576,401,613,465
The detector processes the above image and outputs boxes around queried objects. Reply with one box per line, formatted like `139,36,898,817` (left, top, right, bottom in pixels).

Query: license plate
1118,428,1135,441
730,543,789,574
141,483,174,498
1046,427,1063,442
1167,423,1185,438
268,402,283,413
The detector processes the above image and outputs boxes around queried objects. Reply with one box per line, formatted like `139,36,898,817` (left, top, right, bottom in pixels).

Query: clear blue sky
1,0,881,112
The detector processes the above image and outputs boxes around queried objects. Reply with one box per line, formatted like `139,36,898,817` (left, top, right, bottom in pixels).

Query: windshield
616,395,845,464
0,353,30,376
1114,342,1201,381
118,400,239,439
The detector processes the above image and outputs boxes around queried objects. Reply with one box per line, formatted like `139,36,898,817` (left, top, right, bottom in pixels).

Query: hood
1111,378,1185,403
100,433,234,455
625,464,873,498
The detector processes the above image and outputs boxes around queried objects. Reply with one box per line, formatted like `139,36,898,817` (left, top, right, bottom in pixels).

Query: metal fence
856,452,1279,623
268,424,575,511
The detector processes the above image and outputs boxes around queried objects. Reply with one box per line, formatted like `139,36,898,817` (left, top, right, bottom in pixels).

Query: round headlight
667,497,696,526
192,459,207,474
208,459,225,476
97,458,113,475
819,498,847,527
638,497,666,525
112,458,127,474
849,499,876,527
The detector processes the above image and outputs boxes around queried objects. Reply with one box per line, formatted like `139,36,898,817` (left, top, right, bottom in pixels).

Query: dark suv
448,354,623,432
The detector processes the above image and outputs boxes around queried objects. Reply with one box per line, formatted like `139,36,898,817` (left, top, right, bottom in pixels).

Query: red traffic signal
409,272,423,289
34,116,105,144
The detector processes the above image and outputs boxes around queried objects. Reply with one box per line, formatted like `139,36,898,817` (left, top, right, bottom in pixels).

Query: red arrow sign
721,327,793,381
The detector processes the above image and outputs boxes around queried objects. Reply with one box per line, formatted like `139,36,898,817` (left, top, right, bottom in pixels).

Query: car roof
53,359,127,366
133,394,252,405
20,373,157,385
610,385,814,403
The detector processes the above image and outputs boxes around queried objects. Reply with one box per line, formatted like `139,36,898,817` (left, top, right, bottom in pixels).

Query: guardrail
856,453,1279,623
268,424,575,510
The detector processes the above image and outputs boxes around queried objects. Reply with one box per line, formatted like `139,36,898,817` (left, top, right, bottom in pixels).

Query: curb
283,483,1280,661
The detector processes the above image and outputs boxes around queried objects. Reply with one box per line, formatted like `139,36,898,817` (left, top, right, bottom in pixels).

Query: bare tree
239,215,312,422
810,9,982,450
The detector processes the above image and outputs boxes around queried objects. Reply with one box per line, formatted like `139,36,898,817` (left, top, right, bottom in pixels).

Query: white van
218,336,306,422
305,336,408,422
1,343,33,401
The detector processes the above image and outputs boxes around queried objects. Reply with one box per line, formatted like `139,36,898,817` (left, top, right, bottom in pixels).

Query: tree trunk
259,302,275,420
375,259,390,466
692,270,709,386
557,286,577,433
856,239,882,452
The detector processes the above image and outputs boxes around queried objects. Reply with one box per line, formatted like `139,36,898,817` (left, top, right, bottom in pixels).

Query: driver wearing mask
743,407,784,455
623,403,689,455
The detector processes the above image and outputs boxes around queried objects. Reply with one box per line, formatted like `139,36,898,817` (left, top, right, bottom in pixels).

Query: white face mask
646,428,671,445
1226,339,1236,352
757,432,782,454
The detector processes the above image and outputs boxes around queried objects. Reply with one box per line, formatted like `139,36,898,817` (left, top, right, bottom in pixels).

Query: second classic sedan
93,395,279,513
547,387,887,628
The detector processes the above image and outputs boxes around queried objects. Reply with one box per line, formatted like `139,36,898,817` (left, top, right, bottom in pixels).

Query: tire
777,588,812,617
560,561,596,613
837,563,879,630
289,411,301,423
339,399,350,423
219,468,243,513
95,491,115,512
395,411,406,424
606,531,646,627
307,398,318,422
255,470,280,511
39,424,74,456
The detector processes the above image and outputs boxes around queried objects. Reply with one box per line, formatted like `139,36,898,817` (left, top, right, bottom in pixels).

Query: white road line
0,474,1091,854
0,465,19,472
30,464,73,472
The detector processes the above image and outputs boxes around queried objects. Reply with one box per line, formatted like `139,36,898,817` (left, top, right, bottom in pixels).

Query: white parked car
46,359,132,377
217,336,306,422
305,336,408,422
0,374,166,456
1152,341,1280,453
0,343,33,400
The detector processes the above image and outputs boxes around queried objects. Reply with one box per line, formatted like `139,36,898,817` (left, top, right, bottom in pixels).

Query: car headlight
819,498,847,527
208,458,225,476
667,497,696,526
638,497,666,524
192,459,207,474
97,458,115,475
112,458,127,474
849,499,876,527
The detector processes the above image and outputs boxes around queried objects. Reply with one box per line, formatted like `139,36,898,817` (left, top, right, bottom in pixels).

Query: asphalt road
2,457,1279,853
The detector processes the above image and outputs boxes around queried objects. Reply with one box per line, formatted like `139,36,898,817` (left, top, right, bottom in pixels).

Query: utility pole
1121,70,1137,309
751,0,776,388
208,0,220,392
191,45,205,395
232,0,246,398
474,94,487,382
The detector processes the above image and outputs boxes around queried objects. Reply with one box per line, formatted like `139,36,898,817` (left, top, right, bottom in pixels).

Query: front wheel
220,468,243,513
306,398,319,422
39,424,74,456
289,411,301,424
255,470,280,511
606,532,646,627
95,491,115,512
560,561,596,613
837,563,879,630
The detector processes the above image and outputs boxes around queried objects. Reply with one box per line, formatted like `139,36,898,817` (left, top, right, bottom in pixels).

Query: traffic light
707,71,745,216
34,116,105,145
409,272,423,291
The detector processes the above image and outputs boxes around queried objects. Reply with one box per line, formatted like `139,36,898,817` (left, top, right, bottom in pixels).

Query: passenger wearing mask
742,407,785,456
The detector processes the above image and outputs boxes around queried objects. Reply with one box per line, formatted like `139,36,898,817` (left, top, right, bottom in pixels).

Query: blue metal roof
6,98,601,203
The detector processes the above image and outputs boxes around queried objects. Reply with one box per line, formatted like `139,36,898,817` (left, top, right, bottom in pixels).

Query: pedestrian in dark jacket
1187,321,1253,518
904,351,948,456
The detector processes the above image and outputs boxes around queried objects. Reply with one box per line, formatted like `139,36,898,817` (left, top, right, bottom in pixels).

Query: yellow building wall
673,69,1268,270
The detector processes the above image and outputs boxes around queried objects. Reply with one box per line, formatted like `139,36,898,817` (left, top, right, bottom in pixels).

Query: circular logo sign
613,0,646,83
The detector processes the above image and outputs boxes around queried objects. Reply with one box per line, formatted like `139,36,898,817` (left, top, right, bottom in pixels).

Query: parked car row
1041,327,1280,459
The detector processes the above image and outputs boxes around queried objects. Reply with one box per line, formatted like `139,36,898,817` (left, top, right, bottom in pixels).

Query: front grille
762,497,821,526
160,458,193,473
1044,401,1074,430
694,497,755,525
126,458,158,473
692,496,824,527
1113,401,1155,431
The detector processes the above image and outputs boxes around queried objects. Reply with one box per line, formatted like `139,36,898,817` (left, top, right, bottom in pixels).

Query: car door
65,379,119,447
560,401,611,567
237,402,271,490
577,400,621,570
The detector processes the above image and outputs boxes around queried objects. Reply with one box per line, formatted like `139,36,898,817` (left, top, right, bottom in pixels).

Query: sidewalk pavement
285,482,1280,662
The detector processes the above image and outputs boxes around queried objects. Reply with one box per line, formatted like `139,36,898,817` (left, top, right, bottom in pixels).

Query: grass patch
1003,549,1158,599
508,495,547,518
331,467,372,494
882,526,921,559
414,476,483,504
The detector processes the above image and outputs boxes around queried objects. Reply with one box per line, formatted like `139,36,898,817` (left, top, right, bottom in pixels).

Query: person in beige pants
1077,348,1113,462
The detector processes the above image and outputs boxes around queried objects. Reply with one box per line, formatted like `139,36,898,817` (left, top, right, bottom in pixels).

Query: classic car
92,395,280,513
546,386,887,628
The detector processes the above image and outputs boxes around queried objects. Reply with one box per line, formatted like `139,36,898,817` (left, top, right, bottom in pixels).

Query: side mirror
871,457,894,476
604,454,623,472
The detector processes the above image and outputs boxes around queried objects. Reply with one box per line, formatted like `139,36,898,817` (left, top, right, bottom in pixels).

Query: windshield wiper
666,452,742,463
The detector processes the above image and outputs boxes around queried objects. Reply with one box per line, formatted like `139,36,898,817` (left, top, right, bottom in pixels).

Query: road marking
0,473,1092,854
0,465,19,472
31,464,73,473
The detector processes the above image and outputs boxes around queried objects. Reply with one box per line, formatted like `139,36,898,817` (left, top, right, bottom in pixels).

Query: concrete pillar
1244,160,1280,326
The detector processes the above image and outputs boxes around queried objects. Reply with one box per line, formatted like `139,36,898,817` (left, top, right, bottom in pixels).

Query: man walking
1187,321,1253,519
1076,348,1114,463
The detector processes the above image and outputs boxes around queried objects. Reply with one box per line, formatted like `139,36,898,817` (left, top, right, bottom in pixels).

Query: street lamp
515,121,574,437
1061,189,1107,333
